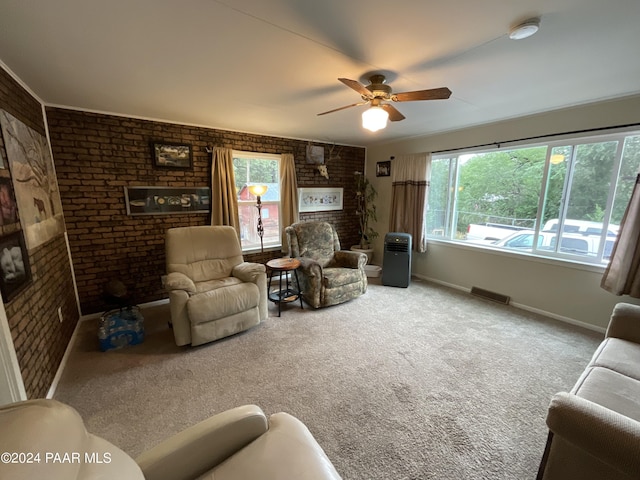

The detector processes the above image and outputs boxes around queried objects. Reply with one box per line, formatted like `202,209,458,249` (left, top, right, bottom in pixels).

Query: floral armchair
285,221,367,308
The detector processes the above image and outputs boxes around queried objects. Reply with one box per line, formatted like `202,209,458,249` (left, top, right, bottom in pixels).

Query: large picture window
427,130,640,264
233,151,281,251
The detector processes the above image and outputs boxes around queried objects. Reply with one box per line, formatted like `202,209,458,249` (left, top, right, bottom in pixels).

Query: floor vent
470,287,511,305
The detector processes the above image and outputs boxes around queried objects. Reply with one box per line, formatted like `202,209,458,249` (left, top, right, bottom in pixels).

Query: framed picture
152,142,192,169
125,186,210,216
306,145,325,165
0,176,18,226
376,161,391,177
298,187,343,212
1,110,64,249
0,230,31,302
0,140,5,169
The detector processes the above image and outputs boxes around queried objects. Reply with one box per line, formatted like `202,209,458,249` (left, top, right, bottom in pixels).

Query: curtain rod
430,122,640,155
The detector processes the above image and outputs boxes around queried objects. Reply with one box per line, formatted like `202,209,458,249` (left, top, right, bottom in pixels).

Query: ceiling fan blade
381,104,405,122
338,78,374,99
317,101,367,116
393,87,452,102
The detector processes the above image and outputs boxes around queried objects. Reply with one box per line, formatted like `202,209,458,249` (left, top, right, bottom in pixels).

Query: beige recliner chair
285,221,367,308
165,226,267,346
0,399,342,480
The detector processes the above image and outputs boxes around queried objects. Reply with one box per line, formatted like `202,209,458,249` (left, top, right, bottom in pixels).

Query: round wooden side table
266,258,304,317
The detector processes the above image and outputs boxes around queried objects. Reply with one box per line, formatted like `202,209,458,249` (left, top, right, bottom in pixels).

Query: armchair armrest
135,405,268,480
606,303,640,343
546,392,640,478
232,262,266,283
333,250,367,269
298,257,322,278
164,272,196,294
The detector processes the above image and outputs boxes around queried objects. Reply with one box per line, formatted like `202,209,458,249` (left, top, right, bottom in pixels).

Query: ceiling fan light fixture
509,18,540,40
362,106,389,132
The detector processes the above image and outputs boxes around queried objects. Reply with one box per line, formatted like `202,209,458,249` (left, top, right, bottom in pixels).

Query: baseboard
510,301,605,334
412,273,606,334
46,318,83,399
47,298,170,398
78,298,170,323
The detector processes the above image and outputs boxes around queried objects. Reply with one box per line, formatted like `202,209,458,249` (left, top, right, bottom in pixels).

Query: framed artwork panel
125,186,210,215
0,230,31,302
152,142,192,169
298,187,343,212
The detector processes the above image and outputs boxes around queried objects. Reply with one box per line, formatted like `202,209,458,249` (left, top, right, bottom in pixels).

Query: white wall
367,94,640,329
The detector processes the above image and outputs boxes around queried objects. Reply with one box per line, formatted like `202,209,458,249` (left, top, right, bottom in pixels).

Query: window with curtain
426,130,640,265
233,151,281,251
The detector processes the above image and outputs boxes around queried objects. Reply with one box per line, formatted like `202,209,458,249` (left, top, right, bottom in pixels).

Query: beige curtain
389,153,431,253
602,174,640,297
279,153,299,253
211,147,240,235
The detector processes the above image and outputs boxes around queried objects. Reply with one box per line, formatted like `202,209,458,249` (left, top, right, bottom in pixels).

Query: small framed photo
306,145,325,165
152,142,192,169
0,176,18,225
0,230,31,302
376,161,391,177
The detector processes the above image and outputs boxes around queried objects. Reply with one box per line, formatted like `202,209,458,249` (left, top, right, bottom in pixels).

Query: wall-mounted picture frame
0,176,18,226
376,161,391,177
0,230,31,303
1,109,64,250
152,141,192,169
305,144,325,165
0,140,5,169
298,187,343,212
125,186,210,216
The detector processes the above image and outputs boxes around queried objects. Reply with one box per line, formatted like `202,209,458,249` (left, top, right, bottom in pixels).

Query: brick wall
0,67,79,398
46,108,365,314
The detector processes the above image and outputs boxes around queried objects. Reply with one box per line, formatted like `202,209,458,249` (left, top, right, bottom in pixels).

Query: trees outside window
427,131,640,264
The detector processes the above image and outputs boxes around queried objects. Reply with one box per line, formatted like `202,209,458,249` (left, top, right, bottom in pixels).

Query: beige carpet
54,278,602,479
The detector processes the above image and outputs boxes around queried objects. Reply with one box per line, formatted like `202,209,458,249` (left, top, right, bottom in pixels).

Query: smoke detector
509,18,540,40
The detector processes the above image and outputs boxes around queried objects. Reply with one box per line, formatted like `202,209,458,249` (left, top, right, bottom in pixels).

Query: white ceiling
1,0,639,147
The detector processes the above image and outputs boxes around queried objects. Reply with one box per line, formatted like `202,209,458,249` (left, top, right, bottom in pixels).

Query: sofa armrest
605,303,640,343
232,262,266,283
135,405,268,480
164,272,196,294
546,392,640,478
233,262,268,320
333,250,366,269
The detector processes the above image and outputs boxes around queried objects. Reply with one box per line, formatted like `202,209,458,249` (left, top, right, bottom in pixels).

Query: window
427,131,640,264
233,151,281,251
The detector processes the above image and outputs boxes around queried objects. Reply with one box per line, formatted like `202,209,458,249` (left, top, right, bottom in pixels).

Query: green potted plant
351,171,378,263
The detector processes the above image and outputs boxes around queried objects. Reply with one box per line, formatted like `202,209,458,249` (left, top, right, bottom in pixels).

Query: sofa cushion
195,276,243,294
589,337,640,381
166,226,244,282
188,283,259,324
572,366,640,423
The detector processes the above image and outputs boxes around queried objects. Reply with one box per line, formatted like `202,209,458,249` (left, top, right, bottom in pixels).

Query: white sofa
0,399,342,480
537,302,640,480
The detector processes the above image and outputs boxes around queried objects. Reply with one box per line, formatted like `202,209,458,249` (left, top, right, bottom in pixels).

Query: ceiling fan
317,74,452,131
